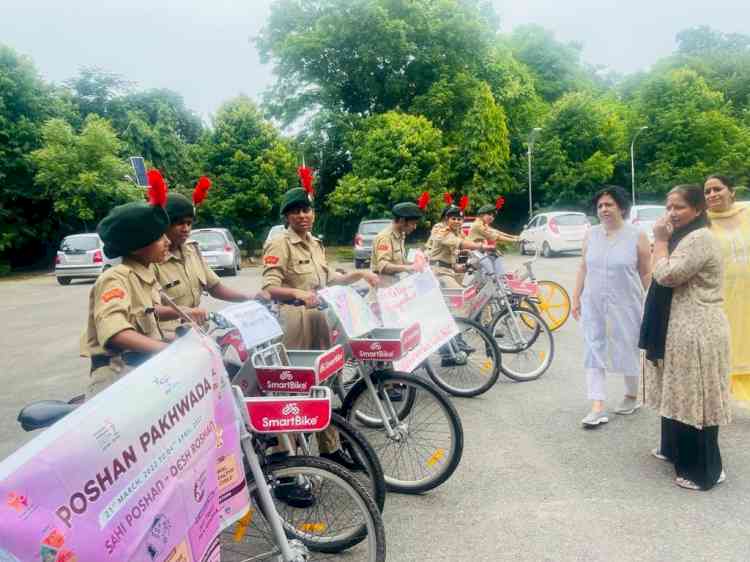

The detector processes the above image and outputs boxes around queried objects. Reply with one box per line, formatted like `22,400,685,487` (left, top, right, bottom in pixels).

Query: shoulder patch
264,255,280,265
101,287,126,303
377,243,391,252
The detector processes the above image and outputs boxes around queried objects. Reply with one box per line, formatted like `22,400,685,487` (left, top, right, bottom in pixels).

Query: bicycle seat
17,400,79,431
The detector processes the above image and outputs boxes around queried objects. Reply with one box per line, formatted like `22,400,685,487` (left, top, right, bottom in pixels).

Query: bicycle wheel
490,308,554,381
521,280,570,331
300,412,387,513
422,317,501,397
221,456,386,560
341,371,464,494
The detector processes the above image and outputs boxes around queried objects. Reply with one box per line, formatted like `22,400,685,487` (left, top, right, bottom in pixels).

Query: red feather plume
496,196,505,211
417,191,430,210
146,169,168,208
459,195,469,212
443,193,453,206
297,165,315,195
192,176,212,206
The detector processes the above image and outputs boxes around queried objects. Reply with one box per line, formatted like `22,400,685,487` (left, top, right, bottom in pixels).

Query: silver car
55,233,121,285
190,228,242,276
627,205,665,243
353,219,391,269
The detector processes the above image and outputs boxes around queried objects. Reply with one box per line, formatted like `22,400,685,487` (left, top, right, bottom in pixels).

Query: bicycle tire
521,280,570,331
300,412,387,513
490,307,554,382
220,456,386,560
422,316,501,397
340,371,464,494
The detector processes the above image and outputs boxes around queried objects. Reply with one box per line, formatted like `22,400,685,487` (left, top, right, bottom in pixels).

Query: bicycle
510,248,571,332
451,250,555,382
15,308,386,562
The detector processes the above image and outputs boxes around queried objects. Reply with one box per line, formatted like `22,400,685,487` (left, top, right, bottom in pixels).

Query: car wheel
226,264,238,276
542,242,554,258
57,277,72,286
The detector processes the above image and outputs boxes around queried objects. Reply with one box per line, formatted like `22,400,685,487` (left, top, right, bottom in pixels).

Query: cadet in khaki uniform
81,183,184,397
155,190,267,337
370,202,425,293
426,203,486,288
468,202,519,247
263,188,378,464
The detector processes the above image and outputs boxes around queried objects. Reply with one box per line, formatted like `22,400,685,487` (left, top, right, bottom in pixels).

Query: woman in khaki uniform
426,201,486,288
468,202,519,246
81,173,196,397
155,187,268,337
370,201,424,289
262,187,378,466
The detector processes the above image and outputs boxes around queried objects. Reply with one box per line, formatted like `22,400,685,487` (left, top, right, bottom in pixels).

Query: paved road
1,255,749,561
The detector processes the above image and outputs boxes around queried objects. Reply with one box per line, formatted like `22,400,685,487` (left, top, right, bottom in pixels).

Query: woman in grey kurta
573,186,651,427
640,184,730,491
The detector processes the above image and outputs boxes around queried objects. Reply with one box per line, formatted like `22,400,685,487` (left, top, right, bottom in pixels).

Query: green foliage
30,116,139,231
328,112,448,222
197,96,297,248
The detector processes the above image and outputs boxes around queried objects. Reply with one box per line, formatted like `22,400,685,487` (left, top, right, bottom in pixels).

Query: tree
30,116,138,233
328,111,448,227
633,68,750,193
0,44,64,267
257,0,500,124
64,66,133,121
506,24,592,102
198,96,297,247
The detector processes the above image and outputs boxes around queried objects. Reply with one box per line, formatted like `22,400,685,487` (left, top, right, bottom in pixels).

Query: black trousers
660,417,723,490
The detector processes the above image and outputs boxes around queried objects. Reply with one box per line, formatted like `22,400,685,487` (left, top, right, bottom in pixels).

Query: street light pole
630,126,648,206
527,127,542,218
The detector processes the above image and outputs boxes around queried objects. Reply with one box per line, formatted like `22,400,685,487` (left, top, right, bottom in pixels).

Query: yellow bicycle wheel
522,280,571,331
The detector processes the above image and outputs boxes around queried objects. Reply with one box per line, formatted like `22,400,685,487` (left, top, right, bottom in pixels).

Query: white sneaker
581,410,609,427
615,397,641,415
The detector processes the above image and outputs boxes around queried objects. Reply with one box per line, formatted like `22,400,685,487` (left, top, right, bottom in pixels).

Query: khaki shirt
370,224,407,288
468,220,502,244
80,258,163,366
426,223,463,268
262,229,331,349
154,240,221,334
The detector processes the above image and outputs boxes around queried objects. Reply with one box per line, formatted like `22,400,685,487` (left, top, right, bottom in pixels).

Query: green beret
477,204,496,215
441,205,463,219
165,193,195,223
392,202,423,219
280,188,312,215
97,202,169,258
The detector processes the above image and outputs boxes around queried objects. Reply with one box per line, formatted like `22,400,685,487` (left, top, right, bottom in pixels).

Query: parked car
55,233,121,285
265,224,286,246
353,219,391,269
519,212,589,257
627,204,665,243
190,228,242,276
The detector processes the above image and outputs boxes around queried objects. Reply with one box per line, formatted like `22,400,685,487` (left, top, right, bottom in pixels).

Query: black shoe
321,449,365,472
455,335,476,354
441,353,468,367
386,386,404,402
274,478,316,508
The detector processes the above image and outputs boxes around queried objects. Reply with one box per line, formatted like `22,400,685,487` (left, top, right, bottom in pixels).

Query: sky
1,0,748,120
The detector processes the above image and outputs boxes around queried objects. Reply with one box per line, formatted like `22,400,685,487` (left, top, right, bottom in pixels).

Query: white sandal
675,470,726,490
651,448,668,461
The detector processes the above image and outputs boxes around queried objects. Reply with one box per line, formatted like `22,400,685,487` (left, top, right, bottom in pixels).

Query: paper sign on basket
376,266,458,373
318,285,380,339
218,301,283,349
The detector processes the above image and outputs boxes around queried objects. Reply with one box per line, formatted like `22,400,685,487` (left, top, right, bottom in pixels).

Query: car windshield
61,236,98,252
360,222,390,235
637,207,664,220
191,231,225,251
554,214,587,226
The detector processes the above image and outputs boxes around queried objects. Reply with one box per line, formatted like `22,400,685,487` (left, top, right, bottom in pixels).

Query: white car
519,212,589,257
265,224,286,246
627,205,665,243
190,228,243,276
55,233,121,285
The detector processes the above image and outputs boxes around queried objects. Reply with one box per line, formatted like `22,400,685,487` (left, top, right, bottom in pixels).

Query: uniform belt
91,351,152,371
430,260,453,268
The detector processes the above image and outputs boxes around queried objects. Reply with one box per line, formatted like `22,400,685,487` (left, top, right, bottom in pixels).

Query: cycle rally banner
0,332,249,562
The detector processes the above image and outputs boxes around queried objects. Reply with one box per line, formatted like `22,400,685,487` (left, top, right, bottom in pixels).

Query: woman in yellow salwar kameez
705,175,750,401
